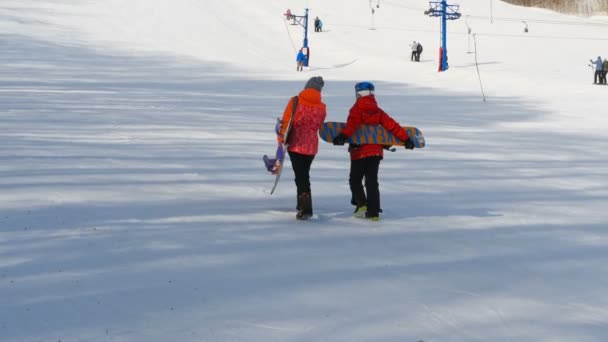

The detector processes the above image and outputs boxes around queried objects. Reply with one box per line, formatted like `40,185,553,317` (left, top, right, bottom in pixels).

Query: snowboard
263,118,292,194
263,97,297,194
319,121,425,148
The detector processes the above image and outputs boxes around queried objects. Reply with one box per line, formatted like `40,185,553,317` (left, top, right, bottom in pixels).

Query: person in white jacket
410,41,418,62
590,56,603,84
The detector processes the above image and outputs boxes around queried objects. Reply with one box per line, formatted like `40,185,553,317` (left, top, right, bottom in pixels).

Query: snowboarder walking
277,77,327,220
332,82,415,221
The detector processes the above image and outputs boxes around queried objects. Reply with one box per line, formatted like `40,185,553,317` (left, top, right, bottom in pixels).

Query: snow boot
353,205,367,218
296,192,313,220
365,212,380,221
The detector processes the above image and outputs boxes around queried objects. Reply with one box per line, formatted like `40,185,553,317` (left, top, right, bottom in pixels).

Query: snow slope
1,0,608,341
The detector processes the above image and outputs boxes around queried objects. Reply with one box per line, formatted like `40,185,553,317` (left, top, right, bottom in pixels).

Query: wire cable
383,1,608,29
472,34,486,102
382,0,428,12
282,15,298,53
466,14,608,28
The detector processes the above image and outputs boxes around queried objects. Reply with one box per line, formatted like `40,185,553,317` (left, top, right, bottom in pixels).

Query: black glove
333,134,348,146
404,137,415,150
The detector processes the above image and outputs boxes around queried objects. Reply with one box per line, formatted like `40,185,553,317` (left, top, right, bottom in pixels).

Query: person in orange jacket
278,76,327,220
333,81,415,220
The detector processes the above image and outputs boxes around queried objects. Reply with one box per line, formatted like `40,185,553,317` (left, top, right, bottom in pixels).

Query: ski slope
1,0,608,341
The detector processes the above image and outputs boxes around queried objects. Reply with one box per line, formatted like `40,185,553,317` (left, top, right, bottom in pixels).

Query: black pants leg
289,151,314,195
594,70,601,84
349,159,367,207
363,157,381,216
349,156,381,216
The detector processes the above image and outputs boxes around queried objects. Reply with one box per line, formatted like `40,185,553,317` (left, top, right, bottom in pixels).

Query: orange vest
279,88,327,156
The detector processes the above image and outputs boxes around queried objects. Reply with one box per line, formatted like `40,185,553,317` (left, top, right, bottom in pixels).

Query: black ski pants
349,156,382,216
288,151,315,195
594,70,603,84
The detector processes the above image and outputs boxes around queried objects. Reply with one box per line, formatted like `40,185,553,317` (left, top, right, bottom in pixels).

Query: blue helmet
355,81,375,97
355,82,375,92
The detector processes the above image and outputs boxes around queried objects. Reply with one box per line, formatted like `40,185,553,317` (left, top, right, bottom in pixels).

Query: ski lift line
466,14,608,27
376,1,608,29
472,32,608,41
329,22,439,34
467,14,607,25
383,0,427,6
472,34,486,102
327,22,608,41
380,1,608,29
382,0,427,11
282,15,298,53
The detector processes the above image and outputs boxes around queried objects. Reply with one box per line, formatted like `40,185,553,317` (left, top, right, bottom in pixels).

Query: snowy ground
1,0,608,341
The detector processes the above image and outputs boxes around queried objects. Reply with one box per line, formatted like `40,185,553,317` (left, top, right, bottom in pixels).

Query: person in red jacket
333,82,415,221
278,76,327,220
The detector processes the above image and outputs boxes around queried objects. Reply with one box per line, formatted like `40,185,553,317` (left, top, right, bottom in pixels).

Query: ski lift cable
473,31,608,41
472,34,486,102
382,0,428,12
380,1,608,28
282,15,298,53
329,21,608,41
467,14,608,28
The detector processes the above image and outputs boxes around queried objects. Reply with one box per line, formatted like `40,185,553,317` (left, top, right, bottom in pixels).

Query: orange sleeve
278,97,296,143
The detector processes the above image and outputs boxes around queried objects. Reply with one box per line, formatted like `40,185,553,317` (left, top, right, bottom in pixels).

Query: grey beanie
304,76,324,92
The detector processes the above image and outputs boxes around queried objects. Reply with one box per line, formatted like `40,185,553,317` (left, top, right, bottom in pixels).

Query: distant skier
314,17,323,32
410,41,418,62
277,77,327,220
296,49,305,71
590,56,603,84
332,82,415,221
284,9,292,20
416,42,423,62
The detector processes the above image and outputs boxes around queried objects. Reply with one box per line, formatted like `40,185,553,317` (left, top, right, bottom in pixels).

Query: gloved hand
333,134,349,146
403,137,415,150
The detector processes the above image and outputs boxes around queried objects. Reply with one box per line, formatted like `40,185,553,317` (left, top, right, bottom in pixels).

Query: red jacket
279,88,327,156
341,95,410,160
